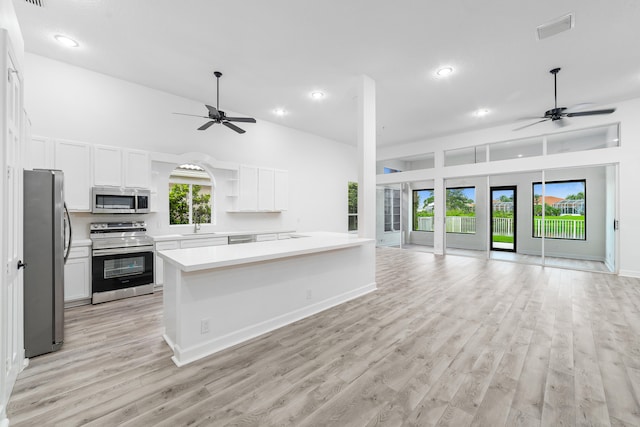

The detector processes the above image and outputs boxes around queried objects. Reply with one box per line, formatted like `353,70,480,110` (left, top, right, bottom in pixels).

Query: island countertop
157,232,374,272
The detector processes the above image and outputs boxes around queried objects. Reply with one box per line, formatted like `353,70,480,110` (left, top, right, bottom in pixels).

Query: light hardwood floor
8,248,640,426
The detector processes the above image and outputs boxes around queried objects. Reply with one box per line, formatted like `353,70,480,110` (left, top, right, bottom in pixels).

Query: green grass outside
533,215,584,221
492,235,514,243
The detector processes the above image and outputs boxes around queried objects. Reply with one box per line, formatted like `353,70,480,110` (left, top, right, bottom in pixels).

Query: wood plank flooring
7,248,640,426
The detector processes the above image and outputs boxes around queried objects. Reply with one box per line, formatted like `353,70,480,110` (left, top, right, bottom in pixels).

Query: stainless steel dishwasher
228,235,256,245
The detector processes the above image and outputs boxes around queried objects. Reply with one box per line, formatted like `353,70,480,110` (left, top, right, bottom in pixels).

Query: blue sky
533,181,585,198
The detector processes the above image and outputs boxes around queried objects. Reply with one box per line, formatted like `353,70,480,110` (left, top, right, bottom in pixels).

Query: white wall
23,54,357,237
377,96,640,276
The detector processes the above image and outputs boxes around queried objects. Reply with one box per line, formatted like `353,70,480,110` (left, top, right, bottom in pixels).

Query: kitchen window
169,164,213,225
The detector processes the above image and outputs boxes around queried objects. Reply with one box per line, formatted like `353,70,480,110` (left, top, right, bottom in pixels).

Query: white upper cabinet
54,139,92,211
232,165,288,212
93,145,123,187
258,168,275,211
237,164,259,211
93,147,150,189
25,135,54,170
124,149,150,189
274,169,289,211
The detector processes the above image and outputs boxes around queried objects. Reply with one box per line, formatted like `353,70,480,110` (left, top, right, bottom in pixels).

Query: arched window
168,164,213,225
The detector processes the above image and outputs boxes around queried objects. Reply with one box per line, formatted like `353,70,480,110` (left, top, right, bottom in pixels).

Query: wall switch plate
201,318,210,334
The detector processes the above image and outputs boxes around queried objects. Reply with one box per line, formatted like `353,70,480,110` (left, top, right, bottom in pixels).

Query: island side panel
162,261,180,353
167,242,375,366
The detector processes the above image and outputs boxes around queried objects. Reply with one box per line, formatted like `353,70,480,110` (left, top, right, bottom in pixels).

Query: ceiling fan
514,67,616,131
173,71,256,134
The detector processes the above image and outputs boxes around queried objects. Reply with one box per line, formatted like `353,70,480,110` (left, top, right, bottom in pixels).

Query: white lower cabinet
180,237,228,249
256,233,278,242
64,246,91,305
155,240,179,286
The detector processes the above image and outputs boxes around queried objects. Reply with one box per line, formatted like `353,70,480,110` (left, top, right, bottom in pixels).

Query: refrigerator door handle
63,202,72,264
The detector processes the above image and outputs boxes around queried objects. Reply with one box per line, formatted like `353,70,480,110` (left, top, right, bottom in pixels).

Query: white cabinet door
238,164,258,211
155,241,179,286
54,140,92,211
180,237,228,249
64,247,91,302
124,149,150,189
25,135,54,170
258,168,275,211
274,169,289,211
93,145,123,187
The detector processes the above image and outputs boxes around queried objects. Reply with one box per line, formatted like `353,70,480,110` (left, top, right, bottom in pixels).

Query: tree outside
348,181,358,231
169,183,212,225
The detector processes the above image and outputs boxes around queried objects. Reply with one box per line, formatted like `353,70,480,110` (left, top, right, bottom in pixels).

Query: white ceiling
12,0,640,147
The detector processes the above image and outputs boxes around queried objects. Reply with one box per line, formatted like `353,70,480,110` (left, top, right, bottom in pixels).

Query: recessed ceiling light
517,154,523,158
474,108,490,117
310,91,325,100
436,67,454,77
54,34,79,48
273,108,287,116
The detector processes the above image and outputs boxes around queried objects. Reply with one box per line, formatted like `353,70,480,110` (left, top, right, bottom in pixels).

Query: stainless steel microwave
91,187,150,214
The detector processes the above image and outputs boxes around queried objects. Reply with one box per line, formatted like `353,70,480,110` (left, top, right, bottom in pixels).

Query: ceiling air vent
537,13,574,40
23,0,44,6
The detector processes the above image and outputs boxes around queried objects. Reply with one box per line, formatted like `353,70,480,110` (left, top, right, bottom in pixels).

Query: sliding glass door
490,186,516,252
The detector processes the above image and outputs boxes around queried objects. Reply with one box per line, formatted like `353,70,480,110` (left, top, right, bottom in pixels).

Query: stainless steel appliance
90,221,154,304
23,169,72,358
91,187,150,214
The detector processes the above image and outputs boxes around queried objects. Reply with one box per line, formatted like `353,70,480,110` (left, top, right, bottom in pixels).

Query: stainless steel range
90,221,154,304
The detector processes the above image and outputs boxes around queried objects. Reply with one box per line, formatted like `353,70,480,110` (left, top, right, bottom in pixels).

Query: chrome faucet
194,215,201,233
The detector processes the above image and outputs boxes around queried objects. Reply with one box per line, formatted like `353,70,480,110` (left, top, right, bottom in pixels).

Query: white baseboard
619,269,640,278
171,282,377,367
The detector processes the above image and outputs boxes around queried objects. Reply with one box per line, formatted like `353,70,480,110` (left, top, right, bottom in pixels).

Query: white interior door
1,46,24,423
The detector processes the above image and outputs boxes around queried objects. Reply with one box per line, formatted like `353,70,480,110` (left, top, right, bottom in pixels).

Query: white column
357,75,376,240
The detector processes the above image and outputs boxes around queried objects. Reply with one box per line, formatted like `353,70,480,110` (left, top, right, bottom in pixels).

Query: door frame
490,185,517,252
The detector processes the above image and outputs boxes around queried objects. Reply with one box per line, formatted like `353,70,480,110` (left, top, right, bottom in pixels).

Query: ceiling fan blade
513,118,551,131
173,112,208,118
224,117,256,123
205,104,220,118
566,108,616,117
515,116,546,121
223,121,246,134
197,121,217,130
564,102,595,114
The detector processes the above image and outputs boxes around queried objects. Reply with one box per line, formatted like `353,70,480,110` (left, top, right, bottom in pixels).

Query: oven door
92,247,154,293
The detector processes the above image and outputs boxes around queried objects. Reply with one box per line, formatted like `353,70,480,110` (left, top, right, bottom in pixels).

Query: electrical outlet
306,289,312,300
200,318,210,334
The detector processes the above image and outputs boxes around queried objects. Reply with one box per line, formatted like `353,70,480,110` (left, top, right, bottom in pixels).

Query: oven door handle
92,246,154,256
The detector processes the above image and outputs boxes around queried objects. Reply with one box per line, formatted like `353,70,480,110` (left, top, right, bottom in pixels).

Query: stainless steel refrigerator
23,169,72,358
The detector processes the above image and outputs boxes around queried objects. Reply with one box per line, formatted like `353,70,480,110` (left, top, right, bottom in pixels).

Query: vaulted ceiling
13,0,640,146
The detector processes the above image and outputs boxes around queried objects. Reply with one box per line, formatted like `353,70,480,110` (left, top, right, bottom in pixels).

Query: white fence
493,217,513,236
446,216,476,234
534,218,585,240
417,216,585,240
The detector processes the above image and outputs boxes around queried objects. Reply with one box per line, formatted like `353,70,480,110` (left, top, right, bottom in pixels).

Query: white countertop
71,239,92,247
151,229,296,242
158,232,373,272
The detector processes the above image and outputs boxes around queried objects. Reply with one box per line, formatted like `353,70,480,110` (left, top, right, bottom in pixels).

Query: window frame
348,181,358,232
412,188,434,232
445,186,476,235
168,180,214,226
531,179,586,241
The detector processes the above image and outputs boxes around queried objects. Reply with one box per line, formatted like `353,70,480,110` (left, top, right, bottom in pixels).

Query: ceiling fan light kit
173,71,256,134
514,67,616,131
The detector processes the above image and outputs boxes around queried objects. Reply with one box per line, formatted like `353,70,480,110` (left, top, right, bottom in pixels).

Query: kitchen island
158,232,376,366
